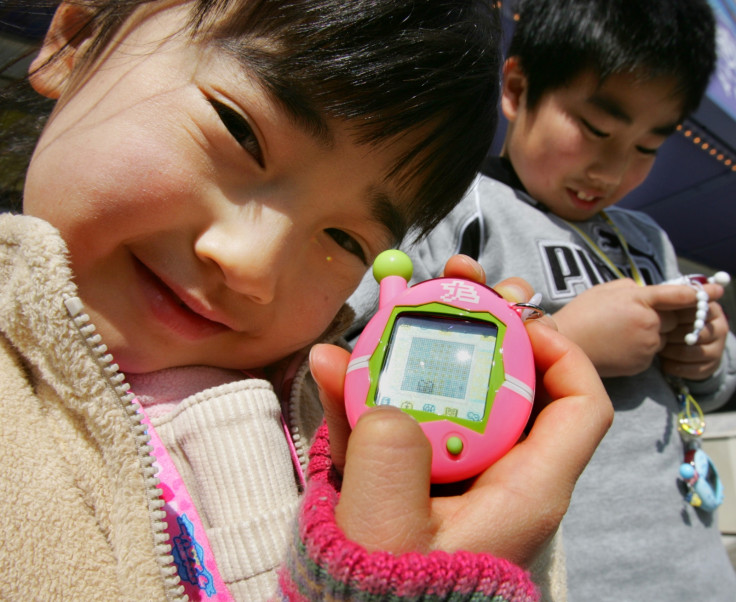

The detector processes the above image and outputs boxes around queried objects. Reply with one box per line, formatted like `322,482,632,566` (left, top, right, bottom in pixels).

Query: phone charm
345,250,540,484
671,379,724,512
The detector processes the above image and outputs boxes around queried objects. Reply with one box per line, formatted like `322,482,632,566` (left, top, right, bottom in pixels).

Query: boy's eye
635,145,659,156
581,118,609,139
325,228,367,264
210,100,264,167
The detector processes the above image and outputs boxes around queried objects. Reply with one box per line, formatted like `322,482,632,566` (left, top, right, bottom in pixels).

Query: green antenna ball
372,250,413,282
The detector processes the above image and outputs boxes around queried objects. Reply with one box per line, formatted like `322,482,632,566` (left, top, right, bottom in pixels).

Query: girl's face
24,4,409,373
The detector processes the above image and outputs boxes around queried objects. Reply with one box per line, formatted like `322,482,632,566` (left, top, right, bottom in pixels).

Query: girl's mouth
133,258,229,340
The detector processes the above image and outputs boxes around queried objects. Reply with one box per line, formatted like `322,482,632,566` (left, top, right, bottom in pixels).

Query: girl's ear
28,2,95,99
500,57,528,122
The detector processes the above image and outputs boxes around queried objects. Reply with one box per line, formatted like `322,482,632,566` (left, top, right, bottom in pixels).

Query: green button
446,436,464,456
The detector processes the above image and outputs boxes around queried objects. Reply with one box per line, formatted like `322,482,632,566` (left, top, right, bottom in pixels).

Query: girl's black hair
508,0,716,120
1,0,503,238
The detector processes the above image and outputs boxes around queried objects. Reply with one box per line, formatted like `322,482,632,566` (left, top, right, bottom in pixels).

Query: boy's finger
336,406,434,554
309,343,352,472
645,283,718,311
703,282,725,301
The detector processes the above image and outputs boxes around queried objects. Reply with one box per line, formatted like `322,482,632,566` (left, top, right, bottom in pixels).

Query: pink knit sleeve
276,423,540,602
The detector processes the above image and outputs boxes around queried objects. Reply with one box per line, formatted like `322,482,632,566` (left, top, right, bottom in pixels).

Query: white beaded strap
662,271,730,345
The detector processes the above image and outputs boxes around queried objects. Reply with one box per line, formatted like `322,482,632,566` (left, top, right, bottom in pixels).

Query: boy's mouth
567,187,604,207
575,190,599,202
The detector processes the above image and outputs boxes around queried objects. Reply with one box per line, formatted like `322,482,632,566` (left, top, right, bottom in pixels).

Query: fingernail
459,254,486,282
502,284,528,304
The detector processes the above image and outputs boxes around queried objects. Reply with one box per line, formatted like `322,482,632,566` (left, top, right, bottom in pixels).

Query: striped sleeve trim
276,424,539,602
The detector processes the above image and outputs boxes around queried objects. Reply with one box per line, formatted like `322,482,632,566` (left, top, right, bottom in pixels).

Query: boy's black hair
509,0,717,120
2,0,503,239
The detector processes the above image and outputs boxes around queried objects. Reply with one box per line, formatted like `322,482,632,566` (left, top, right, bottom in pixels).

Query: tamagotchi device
345,250,536,484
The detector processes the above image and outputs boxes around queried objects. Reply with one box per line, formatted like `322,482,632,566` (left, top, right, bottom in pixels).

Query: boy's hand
658,284,729,380
553,279,722,378
311,255,613,566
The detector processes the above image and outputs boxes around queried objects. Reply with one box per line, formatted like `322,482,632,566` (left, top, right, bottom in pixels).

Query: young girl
0,1,612,600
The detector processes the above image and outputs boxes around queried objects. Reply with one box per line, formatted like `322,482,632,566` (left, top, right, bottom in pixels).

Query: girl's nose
195,209,293,304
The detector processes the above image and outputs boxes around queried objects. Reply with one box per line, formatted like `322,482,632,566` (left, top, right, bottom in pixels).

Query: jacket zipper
63,295,187,601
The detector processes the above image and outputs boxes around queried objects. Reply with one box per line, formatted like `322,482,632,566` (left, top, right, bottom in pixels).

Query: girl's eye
581,118,609,139
210,100,264,167
325,228,367,264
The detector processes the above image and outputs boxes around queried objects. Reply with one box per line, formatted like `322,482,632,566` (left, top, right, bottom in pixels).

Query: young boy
349,0,736,599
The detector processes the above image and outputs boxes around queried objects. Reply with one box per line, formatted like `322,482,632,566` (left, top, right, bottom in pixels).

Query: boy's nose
586,149,627,188
195,210,293,304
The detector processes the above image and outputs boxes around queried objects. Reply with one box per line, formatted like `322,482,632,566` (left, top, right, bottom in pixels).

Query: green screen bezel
365,302,508,434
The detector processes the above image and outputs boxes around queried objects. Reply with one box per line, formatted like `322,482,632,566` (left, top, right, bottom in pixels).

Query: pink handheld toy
345,250,536,483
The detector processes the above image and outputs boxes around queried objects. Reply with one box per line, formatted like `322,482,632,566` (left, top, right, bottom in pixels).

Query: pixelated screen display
375,315,497,421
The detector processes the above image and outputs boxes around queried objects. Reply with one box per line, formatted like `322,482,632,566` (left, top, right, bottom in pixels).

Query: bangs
188,0,501,235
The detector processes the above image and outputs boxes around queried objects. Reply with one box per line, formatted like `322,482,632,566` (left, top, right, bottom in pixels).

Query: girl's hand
310,255,613,566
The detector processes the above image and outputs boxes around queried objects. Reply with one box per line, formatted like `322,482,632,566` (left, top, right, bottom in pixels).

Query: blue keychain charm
679,446,724,512
671,368,725,513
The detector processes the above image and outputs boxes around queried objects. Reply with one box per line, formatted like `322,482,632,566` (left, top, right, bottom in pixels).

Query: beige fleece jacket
0,213,332,600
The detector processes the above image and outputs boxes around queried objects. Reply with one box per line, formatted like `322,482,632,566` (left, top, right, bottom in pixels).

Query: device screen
375,314,498,422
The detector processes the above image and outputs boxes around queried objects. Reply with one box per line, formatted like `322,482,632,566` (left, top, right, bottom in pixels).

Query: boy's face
24,4,409,373
502,60,683,221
